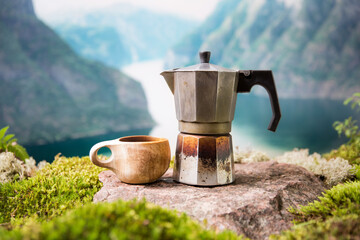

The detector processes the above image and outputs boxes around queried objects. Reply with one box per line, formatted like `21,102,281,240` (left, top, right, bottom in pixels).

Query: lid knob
199,51,211,63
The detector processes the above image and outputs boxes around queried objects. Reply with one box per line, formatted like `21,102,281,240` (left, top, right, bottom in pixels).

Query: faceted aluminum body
174,71,238,134
174,71,238,122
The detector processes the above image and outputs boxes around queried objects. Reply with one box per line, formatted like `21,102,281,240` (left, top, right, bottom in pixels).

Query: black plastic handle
237,70,281,132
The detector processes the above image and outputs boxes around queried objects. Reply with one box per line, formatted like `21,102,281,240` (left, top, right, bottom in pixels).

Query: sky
33,0,220,22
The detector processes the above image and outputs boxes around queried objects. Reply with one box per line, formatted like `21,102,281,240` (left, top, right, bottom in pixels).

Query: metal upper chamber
161,51,281,135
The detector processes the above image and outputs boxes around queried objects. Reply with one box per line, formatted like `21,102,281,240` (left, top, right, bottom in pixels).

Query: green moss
169,155,175,169
0,155,103,225
354,165,360,180
0,199,243,240
270,214,360,240
272,179,360,239
289,181,360,222
0,155,245,239
324,140,360,165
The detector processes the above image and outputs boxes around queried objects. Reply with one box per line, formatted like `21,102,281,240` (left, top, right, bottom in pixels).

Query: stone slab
93,161,326,239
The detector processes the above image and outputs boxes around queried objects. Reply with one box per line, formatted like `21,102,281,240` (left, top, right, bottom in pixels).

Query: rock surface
94,161,326,239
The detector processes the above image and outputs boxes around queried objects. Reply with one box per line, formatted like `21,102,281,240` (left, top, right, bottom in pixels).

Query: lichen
0,152,50,184
22,157,38,177
234,147,270,163
274,149,353,186
0,152,24,183
233,148,354,186
36,160,49,170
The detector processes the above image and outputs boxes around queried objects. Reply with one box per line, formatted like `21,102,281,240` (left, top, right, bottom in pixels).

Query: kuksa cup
90,136,171,184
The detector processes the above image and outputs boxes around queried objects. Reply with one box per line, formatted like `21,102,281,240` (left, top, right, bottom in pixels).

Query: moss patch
272,180,360,239
0,155,103,225
3,152,359,239
0,155,244,239
324,141,360,165
288,181,360,222
270,214,360,240
0,199,243,240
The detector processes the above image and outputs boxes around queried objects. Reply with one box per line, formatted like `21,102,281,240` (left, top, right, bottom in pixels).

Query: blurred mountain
166,0,360,99
48,4,196,68
54,25,132,68
0,0,154,145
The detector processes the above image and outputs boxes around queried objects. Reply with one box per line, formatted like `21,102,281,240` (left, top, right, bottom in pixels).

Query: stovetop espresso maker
161,51,281,186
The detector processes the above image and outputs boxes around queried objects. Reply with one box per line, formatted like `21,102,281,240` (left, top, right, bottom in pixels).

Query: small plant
333,93,360,143
344,93,360,112
324,93,360,165
333,117,358,140
0,126,29,161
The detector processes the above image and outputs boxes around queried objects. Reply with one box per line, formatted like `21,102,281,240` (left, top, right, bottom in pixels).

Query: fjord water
26,60,357,162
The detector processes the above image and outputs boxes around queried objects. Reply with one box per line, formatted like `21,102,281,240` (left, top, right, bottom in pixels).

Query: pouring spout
160,70,175,94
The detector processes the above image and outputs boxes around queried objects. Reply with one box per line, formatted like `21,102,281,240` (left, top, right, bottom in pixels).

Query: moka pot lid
173,51,236,73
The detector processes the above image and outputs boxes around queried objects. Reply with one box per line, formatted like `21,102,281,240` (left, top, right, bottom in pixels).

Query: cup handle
89,139,118,169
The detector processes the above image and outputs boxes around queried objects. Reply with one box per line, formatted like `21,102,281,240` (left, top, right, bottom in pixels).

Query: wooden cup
90,135,171,184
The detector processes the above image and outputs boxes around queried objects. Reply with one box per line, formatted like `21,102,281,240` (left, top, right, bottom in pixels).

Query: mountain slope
47,4,196,68
0,0,154,145
166,0,360,99
53,24,132,68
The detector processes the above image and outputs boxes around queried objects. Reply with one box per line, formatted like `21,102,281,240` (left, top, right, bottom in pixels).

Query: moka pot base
178,121,231,135
174,132,235,186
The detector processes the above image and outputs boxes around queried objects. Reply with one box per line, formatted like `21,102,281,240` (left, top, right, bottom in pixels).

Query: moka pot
161,51,281,186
